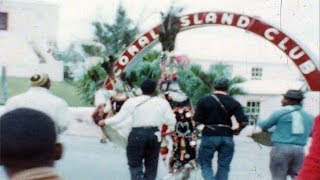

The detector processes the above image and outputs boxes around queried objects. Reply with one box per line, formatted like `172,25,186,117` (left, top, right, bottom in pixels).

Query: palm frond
159,7,182,52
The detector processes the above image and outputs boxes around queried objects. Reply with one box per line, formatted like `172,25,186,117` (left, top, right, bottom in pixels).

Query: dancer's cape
92,105,131,148
102,125,128,148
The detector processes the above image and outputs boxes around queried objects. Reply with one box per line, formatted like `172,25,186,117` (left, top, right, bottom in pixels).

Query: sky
4,0,320,66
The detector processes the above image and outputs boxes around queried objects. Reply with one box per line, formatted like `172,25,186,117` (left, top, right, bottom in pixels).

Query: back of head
140,79,157,95
30,73,50,89
0,108,57,167
213,77,230,91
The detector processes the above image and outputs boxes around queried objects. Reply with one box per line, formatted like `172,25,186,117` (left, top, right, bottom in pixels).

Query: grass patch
2,77,91,107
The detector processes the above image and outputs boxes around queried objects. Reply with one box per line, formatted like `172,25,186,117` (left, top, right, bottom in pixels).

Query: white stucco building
194,59,319,124
0,0,63,81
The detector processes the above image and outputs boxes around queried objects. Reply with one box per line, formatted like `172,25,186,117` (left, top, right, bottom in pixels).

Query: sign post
1,65,8,104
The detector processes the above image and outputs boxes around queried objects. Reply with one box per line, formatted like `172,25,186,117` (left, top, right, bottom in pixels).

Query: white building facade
0,0,63,81
194,59,319,124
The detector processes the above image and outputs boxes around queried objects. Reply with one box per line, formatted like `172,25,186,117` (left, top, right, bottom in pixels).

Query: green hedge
2,77,91,107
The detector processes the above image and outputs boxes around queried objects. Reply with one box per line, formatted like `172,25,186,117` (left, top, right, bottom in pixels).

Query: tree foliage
77,4,139,104
92,5,139,56
178,63,246,105
128,52,246,106
77,63,107,104
53,44,84,80
129,50,162,85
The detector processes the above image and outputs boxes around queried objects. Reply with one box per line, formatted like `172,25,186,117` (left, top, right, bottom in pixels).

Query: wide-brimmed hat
30,73,50,87
283,90,304,100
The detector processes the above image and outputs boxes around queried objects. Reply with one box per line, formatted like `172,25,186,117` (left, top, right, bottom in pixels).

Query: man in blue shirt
258,90,313,180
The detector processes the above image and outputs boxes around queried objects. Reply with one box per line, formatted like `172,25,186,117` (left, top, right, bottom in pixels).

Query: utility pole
1,65,8,104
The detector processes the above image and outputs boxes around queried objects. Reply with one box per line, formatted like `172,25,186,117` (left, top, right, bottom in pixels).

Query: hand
98,120,105,126
233,128,241,135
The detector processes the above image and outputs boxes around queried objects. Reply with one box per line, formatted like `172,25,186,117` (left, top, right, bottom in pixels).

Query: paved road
0,134,272,180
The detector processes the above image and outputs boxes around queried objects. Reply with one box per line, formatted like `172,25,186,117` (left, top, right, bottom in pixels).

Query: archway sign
105,12,320,91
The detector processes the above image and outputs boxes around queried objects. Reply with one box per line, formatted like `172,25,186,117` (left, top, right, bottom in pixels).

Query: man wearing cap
4,73,71,134
257,89,314,179
194,77,248,180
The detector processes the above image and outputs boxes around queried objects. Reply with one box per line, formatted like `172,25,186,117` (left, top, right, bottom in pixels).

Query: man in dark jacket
194,77,248,180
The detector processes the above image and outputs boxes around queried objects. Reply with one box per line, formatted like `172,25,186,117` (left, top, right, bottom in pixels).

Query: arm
257,110,284,131
161,101,176,132
231,102,248,135
193,97,207,124
102,100,133,125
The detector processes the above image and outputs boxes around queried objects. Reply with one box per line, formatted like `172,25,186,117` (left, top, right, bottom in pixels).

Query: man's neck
5,163,53,177
214,90,228,95
142,93,154,97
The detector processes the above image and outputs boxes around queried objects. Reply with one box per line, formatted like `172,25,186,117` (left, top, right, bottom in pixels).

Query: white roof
234,80,305,95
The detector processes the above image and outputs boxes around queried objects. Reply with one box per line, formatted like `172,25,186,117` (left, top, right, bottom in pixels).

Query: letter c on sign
264,28,279,41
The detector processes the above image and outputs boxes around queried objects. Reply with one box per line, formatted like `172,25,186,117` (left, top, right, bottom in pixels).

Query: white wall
193,59,301,81
0,1,59,44
0,1,63,81
234,91,320,121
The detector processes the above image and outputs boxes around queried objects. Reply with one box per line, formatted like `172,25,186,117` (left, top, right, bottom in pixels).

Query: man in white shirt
99,79,176,180
4,73,70,134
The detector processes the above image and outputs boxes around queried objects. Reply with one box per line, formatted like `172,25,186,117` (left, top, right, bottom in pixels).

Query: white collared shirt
4,87,71,134
104,95,176,131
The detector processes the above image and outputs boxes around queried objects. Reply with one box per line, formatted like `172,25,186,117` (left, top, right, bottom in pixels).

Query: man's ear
54,143,63,161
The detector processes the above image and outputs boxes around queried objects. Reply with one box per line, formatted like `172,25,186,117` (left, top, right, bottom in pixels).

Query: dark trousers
126,127,160,180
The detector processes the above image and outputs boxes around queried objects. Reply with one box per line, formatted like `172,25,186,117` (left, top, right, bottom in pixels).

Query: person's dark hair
140,79,157,95
213,77,230,91
0,108,57,166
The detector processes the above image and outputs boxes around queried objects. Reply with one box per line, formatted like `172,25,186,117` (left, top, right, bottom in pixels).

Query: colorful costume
166,94,197,172
159,78,197,173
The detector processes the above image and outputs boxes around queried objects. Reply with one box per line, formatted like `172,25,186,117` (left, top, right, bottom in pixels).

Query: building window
0,12,8,30
251,67,262,80
246,101,260,125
